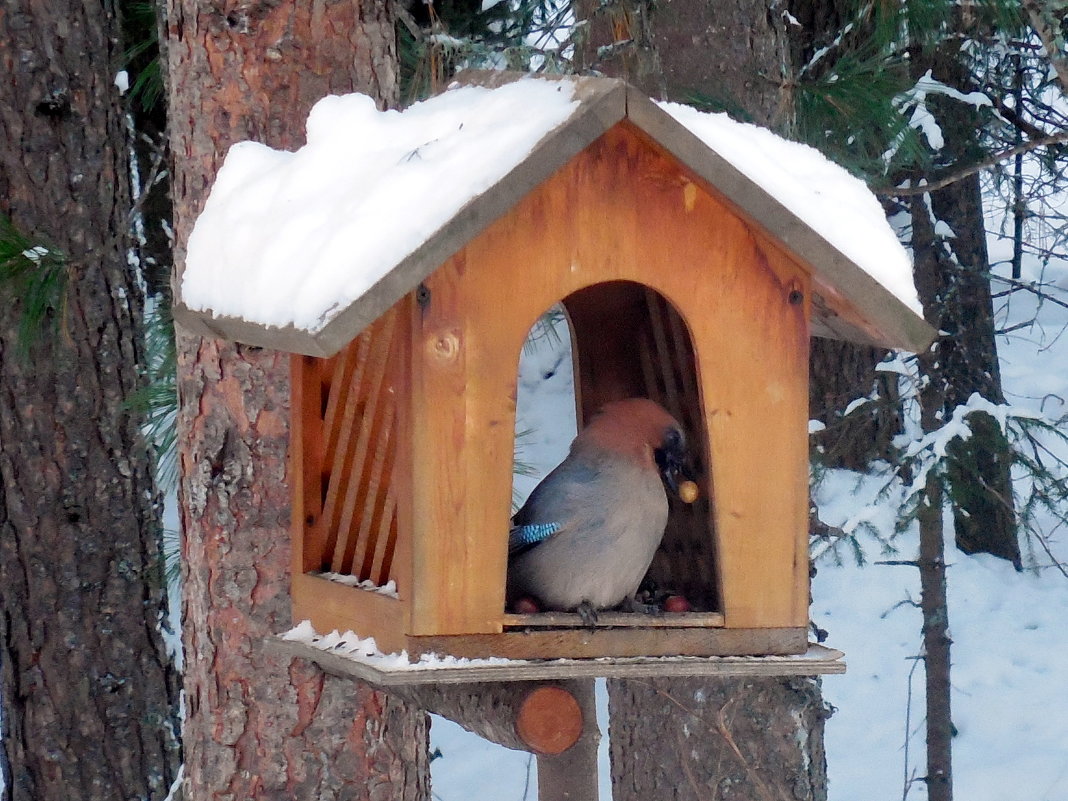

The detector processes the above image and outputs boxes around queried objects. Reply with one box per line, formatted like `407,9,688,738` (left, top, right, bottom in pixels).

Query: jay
507,397,692,622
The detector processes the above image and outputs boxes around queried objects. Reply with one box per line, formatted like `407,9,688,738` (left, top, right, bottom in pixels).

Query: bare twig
901,654,922,801
1032,528,1068,579
875,559,921,566
997,319,1038,335
393,0,423,40
810,508,849,540
991,274,1068,312
127,147,167,225
875,130,1068,197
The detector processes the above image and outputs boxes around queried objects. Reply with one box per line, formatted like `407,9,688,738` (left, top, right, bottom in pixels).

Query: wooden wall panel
409,254,513,636
291,354,325,576
291,573,406,655
458,122,810,632
294,305,406,590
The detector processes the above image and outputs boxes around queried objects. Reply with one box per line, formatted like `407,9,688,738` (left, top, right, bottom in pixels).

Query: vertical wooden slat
319,332,374,561
643,289,683,415
322,339,361,467
637,327,659,407
664,297,702,430
410,255,473,635
371,490,399,586
331,309,396,573
292,354,328,574
388,303,414,617
349,389,396,576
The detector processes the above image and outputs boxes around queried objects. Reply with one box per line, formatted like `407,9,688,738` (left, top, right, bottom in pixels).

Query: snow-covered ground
430,248,1068,800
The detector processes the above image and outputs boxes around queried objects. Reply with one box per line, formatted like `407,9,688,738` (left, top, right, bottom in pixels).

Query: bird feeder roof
174,71,935,357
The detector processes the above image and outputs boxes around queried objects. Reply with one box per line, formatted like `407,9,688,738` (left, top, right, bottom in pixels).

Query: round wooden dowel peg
514,685,584,755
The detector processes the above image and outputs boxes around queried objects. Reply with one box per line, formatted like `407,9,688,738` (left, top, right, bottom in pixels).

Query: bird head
653,423,695,498
577,398,696,500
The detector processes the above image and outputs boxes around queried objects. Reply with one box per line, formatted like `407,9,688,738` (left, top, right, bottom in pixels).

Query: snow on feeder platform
174,71,933,674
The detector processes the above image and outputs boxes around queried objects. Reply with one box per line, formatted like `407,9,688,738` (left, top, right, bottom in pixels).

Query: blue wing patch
509,522,561,555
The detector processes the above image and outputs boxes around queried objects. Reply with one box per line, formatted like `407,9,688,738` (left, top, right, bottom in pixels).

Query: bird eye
663,427,682,450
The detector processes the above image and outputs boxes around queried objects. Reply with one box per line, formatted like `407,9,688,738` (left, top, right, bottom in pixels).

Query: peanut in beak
678,480,699,504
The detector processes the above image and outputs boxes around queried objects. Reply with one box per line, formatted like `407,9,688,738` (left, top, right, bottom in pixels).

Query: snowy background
429,240,1068,801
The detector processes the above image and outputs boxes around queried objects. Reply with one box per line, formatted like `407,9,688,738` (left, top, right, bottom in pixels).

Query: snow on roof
658,102,921,315
180,75,922,337
182,79,582,332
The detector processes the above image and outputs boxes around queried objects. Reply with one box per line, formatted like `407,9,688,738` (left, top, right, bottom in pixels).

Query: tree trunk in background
912,196,956,799
916,471,954,801
0,1,182,799
577,0,788,125
164,2,429,798
787,0,904,469
577,4,831,799
808,339,901,470
609,678,829,801
910,39,1020,567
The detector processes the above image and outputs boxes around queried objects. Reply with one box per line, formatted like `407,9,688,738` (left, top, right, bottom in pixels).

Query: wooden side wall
409,122,811,635
291,299,412,640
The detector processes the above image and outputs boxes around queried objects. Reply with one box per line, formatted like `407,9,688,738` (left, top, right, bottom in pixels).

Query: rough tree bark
0,1,182,799
576,3,832,798
609,678,828,801
916,473,953,801
164,2,429,798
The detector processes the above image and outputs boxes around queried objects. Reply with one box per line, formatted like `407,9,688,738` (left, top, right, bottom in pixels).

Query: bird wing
508,521,561,555
509,458,601,556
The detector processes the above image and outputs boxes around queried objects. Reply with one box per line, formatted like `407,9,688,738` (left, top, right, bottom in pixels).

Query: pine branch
1023,0,1068,95
876,129,1068,197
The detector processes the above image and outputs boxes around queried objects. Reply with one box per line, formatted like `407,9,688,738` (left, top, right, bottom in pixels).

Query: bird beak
655,438,696,499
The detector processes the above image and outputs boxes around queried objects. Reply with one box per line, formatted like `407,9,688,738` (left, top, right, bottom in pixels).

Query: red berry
662,595,691,613
512,596,542,614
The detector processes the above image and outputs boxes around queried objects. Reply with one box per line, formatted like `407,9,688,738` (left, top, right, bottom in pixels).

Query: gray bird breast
508,464,669,612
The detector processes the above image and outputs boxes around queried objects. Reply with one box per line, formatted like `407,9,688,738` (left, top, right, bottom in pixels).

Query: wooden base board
411,626,808,660
269,637,845,686
501,611,725,628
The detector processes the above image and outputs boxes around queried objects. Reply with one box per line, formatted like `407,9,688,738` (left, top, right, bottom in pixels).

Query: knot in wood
426,331,461,364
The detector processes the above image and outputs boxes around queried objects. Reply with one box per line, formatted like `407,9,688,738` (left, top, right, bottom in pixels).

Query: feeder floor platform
270,637,845,686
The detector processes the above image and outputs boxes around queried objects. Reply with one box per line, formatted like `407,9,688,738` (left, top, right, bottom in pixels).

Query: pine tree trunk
910,141,961,801
917,472,953,801
0,2,182,799
609,677,829,801
576,0,787,125
164,2,430,798
808,339,901,469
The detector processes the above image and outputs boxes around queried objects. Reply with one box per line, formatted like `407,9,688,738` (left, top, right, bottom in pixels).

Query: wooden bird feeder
175,72,933,673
